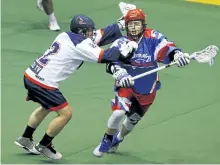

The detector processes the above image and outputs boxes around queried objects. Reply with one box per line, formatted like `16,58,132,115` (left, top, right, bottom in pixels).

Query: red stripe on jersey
144,28,154,38
100,29,104,36
157,43,176,62
97,29,104,45
24,72,56,90
98,49,104,63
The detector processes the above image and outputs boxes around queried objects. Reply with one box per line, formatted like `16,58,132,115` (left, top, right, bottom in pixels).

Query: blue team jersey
111,28,181,95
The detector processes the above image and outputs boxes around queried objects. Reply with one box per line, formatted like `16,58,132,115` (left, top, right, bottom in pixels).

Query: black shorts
24,76,68,111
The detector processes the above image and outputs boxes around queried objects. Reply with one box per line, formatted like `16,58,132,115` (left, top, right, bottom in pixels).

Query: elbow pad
106,63,122,74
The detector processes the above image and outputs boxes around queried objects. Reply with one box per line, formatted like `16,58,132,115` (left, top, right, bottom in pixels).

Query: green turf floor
1,0,220,163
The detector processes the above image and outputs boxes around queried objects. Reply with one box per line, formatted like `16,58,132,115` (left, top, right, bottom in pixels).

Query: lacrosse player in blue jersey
93,8,190,157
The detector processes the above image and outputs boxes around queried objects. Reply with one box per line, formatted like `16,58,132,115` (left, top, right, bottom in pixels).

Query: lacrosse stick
130,45,219,81
118,2,136,17
117,2,136,30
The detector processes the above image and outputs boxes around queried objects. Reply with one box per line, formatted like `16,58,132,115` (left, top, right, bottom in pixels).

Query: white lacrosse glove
118,76,134,88
119,41,138,59
173,51,190,67
112,65,134,88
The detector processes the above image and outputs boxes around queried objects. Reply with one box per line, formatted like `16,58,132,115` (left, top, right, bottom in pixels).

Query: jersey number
37,42,60,66
30,42,60,75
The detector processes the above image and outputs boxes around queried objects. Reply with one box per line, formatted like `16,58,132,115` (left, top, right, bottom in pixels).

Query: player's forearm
99,47,122,63
157,46,181,64
97,24,122,46
99,40,137,63
168,50,179,61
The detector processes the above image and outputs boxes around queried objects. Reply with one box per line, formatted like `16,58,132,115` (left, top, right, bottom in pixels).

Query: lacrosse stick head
191,45,219,66
119,2,136,17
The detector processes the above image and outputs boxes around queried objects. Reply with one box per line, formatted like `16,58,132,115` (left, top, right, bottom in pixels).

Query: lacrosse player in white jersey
14,14,138,160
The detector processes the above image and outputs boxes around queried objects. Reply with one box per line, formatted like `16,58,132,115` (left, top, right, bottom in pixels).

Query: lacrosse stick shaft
130,55,196,81
130,45,218,81
130,61,177,81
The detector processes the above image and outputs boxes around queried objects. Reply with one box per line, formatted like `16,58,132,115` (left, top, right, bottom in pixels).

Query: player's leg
46,106,72,137
108,97,144,153
34,105,72,160
93,88,132,157
15,77,51,154
37,0,44,11
27,106,50,128
30,87,71,160
110,91,157,152
15,106,49,154
38,0,60,31
15,76,70,159
106,110,126,135
93,111,127,158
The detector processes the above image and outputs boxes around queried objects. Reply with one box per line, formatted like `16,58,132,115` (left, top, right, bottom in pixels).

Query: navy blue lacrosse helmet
70,14,96,40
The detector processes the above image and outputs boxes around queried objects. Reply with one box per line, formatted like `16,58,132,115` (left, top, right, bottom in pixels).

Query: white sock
49,13,57,23
107,110,125,129
37,0,42,5
117,131,123,140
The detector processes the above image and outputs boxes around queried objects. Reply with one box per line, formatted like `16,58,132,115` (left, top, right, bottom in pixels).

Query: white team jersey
25,32,104,88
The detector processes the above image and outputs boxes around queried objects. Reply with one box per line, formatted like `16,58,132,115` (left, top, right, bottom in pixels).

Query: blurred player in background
37,0,60,31
14,14,138,160
93,8,190,157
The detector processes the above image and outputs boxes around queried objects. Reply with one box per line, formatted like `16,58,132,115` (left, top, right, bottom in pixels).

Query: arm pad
106,63,122,74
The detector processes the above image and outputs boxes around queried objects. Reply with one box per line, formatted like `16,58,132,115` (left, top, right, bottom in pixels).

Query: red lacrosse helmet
124,8,146,24
124,8,146,41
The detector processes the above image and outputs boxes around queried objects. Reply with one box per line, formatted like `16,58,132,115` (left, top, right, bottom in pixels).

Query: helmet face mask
70,14,96,41
127,20,143,38
77,27,96,40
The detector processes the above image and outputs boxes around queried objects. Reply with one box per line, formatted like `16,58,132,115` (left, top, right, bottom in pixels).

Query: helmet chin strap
137,34,144,44
129,33,144,43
